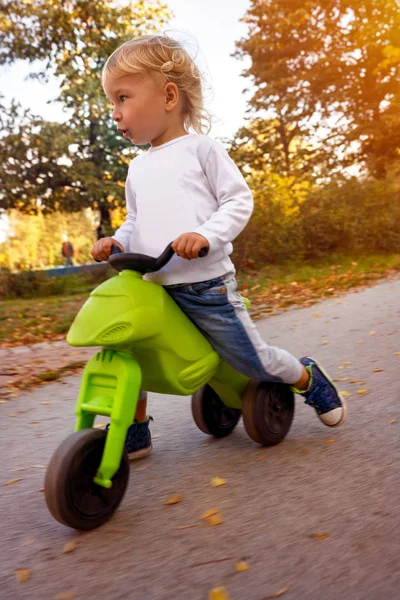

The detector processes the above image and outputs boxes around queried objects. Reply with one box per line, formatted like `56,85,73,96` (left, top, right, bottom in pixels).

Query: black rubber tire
191,384,241,438
45,429,129,531
242,381,294,446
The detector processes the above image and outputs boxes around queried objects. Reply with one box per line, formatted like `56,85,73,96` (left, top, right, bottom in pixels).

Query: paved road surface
1,279,399,600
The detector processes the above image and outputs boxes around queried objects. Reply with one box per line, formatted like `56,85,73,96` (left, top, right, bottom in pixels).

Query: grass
1,253,399,347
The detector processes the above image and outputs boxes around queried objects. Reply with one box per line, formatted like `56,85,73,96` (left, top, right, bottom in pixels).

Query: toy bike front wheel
191,384,241,438
45,429,129,530
242,381,294,446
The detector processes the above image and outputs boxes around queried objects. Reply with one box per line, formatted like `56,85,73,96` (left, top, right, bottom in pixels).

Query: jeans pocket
190,277,225,295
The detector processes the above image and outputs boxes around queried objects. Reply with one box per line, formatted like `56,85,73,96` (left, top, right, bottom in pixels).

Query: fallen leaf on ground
357,340,365,344
262,583,292,598
210,477,227,487
394,352,400,355
235,560,251,572
336,301,343,304
175,524,199,530
41,401,51,405
208,513,223,526
201,508,219,520
63,541,78,554
312,314,322,318
340,391,352,397
349,379,360,384
29,420,39,424
356,389,369,395
372,369,384,373
300,447,311,453
208,586,230,600
93,423,106,429
255,455,268,462
333,377,349,382
164,494,183,505
4,478,22,486
321,340,329,345
309,533,330,540
342,361,352,366
55,593,75,600
15,569,31,583
390,419,397,424
370,331,376,336
326,439,335,444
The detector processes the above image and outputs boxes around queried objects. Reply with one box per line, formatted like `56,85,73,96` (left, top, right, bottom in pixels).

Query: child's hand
91,237,124,262
172,233,210,260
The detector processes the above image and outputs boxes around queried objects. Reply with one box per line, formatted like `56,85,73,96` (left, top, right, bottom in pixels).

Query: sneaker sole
127,444,152,461
305,356,348,427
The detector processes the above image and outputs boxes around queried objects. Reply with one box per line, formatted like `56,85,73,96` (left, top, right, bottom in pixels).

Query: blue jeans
164,271,302,384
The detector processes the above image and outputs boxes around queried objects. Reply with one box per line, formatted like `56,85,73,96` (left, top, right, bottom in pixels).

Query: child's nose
112,107,122,122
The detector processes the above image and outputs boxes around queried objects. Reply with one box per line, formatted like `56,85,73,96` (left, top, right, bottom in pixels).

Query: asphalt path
1,278,400,600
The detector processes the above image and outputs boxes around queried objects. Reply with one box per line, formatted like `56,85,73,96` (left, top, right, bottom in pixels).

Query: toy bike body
45,245,294,530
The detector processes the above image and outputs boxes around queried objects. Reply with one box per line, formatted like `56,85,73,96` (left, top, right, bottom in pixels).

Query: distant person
91,34,347,460
61,235,74,266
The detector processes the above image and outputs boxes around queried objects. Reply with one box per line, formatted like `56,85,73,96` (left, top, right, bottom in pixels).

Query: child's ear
164,82,179,112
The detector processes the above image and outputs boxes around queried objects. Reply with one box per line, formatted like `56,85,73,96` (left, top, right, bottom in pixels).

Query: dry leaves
164,494,183,505
370,330,376,336
389,418,397,424
356,389,369,395
208,513,223,527
55,593,75,600
325,439,335,444
262,584,292,599
201,509,219,520
3,478,22,486
235,560,251,572
63,541,78,554
15,569,31,583
309,532,330,540
372,369,384,373
210,477,227,487
208,587,230,600
340,391,352,397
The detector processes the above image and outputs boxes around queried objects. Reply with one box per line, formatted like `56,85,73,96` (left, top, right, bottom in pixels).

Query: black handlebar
107,242,209,274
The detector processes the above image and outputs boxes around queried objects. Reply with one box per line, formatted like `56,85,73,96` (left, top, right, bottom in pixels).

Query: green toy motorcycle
45,244,294,530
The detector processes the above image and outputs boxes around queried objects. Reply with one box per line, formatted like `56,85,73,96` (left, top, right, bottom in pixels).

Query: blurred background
1,0,400,342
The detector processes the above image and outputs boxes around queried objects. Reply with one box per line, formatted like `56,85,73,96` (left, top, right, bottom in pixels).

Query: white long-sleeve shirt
113,133,254,285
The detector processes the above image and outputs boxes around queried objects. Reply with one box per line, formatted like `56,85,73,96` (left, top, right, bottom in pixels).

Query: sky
0,0,252,140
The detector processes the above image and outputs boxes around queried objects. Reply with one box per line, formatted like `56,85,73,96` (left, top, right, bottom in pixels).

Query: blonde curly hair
102,34,211,135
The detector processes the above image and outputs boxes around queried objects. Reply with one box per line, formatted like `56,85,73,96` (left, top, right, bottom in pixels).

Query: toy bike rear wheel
45,429,129,531
191,384,241,438
242,381,294,446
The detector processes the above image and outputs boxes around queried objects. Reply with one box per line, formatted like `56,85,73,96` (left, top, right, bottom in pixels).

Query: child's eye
120,95,128,102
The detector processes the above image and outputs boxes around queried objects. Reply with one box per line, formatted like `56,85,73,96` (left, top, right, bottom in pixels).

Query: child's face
104,72,169,146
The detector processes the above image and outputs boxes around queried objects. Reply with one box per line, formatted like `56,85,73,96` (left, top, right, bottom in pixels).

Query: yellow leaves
340,391,352,397
15,568,31,583
201,509,219,520
235,560,251,572
55,593,75,600
394,352,400,356
3,478,22,486
255,455,268,462
390,419,397,424
342,361,352,366
312,313,322,318
210,477,227,487
63,541,78,554
207,513,223,527
372,369,384,373
309,532,330,540
263,584,292,598
370,330,376,336
325,439,335,444
208,587,230,600
356,389,369,395
321,340,329,345
164,494,183,505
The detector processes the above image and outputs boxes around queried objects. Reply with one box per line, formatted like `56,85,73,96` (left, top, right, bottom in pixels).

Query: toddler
91,34,347,459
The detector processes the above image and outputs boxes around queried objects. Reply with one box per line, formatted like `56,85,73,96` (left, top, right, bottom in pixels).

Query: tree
0,0,171,229
234,0,400,178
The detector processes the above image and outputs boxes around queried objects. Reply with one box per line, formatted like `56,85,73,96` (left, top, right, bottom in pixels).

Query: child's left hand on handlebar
172,232,210,260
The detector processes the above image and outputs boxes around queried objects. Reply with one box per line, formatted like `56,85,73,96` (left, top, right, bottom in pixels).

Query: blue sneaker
291,357,347,427
105,417,153,460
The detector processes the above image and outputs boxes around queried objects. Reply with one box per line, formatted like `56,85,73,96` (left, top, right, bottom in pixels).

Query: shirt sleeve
194,141,254,252
112,170,137,252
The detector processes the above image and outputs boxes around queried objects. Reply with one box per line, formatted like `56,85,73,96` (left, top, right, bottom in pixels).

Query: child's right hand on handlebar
91,238,124,262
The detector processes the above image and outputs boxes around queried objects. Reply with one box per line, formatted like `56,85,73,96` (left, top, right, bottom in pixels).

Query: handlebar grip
110,244,123,255
198,247,209,258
